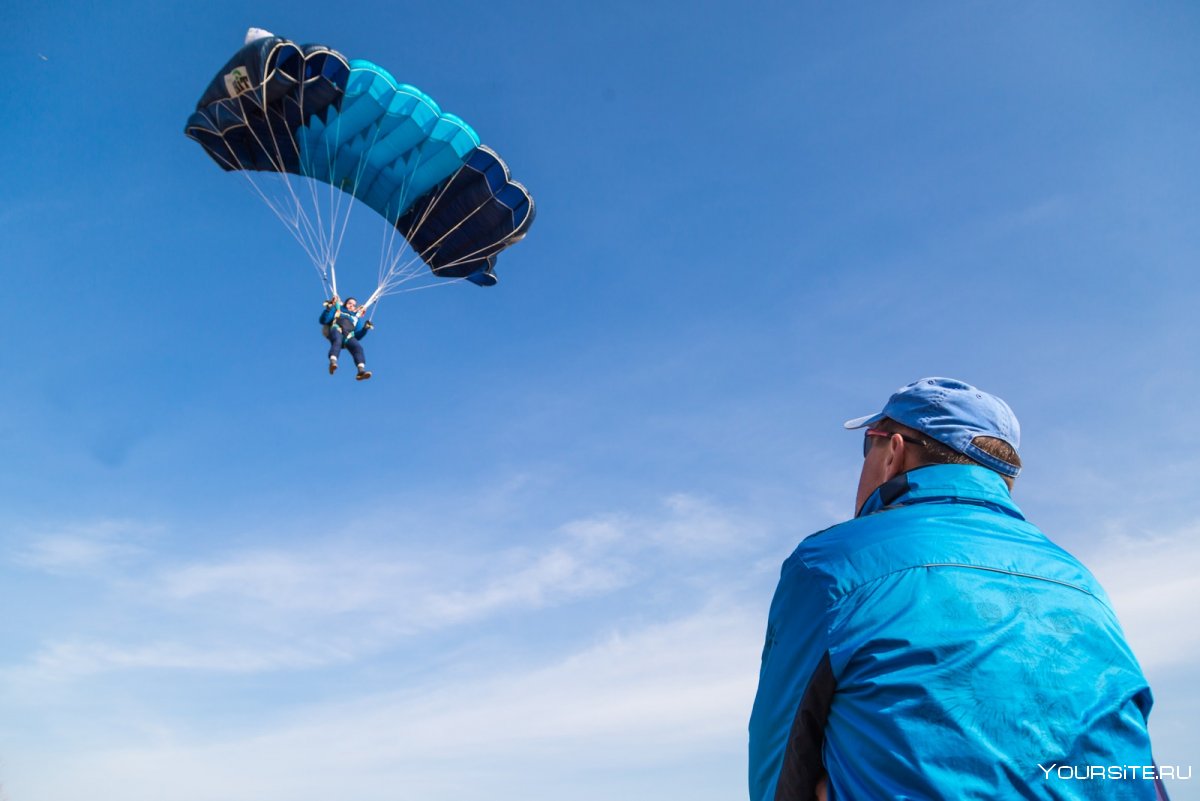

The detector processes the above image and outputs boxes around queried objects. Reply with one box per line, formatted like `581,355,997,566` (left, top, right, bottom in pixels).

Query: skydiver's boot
356,363,372,381
329,356,338,375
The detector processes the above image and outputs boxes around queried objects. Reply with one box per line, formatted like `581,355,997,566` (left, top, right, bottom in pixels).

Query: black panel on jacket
774,651,836,801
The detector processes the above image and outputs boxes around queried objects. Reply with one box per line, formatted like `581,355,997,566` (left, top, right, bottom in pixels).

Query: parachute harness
331,307,361,339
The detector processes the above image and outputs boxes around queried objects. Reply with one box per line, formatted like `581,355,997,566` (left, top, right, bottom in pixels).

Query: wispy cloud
1,496,771,800
560,492,770,560
159,550,421,612
8,519,158,575
10,606,759,801
150,526,636,633
1080,523,1200,673
3,494,769,683
28,639,338,676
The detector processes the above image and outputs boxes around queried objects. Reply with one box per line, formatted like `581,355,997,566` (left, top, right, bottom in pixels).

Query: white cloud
421,544,629,624
159,550,420,613
153,532,633,631
9,519,158,575
29,639,337,676
1080,524,1200,673
651,493,764,554
3,494,767,684
6,606,760,801
558,492,768,559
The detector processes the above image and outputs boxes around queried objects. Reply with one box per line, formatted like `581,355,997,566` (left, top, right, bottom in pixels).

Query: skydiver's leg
327,329,344,374
344,339,371,380
344,338,366,372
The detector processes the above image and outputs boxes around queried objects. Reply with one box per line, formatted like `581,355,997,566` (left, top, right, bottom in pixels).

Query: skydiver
319,295,373,380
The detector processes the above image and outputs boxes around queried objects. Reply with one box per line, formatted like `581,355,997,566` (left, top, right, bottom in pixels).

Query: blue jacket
319,302,370,341
749,464,1161,800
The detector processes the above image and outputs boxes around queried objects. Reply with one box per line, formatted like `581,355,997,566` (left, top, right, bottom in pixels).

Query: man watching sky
750,377,1166,800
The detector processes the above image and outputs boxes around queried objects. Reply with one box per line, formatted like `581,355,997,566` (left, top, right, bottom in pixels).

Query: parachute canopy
185,30,534,300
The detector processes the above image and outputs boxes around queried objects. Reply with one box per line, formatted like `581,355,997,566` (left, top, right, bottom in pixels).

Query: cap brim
843,412,885,430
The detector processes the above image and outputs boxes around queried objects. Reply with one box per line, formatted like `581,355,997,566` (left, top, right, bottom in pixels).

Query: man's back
750,465,1158,800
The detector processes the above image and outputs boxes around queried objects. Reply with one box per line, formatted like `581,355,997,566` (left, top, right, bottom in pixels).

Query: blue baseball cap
844,377,1021,477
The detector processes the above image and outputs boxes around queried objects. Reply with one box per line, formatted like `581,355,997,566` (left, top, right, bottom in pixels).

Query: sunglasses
863,428,926,457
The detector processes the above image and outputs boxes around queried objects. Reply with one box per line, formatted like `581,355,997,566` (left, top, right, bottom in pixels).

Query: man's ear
881,432,911,482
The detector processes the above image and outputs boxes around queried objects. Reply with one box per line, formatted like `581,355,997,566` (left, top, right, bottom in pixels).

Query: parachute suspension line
363,130,486,309
254,88,341,293
301,88,343,298
324,102,389,301
295,96,336,294
399,160,527,275
296,108,337,297
395,158,503,275
300,71,343,293
226,94,334,292
237,94,322,253
203,128,306,247
361,135,433,312
378,142,430,296
371,185,425,303
309,108,362,293
408,189,499,269
364,84,439,307
365,225,412,310
203,127,333,298
384,161,444,282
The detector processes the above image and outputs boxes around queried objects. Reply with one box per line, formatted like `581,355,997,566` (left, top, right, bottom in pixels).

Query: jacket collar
856,464,1025,520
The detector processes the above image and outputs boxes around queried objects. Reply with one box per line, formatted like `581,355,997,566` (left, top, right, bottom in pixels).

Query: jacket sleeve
319,304,336,325
749,550,835,801
354,320,370,340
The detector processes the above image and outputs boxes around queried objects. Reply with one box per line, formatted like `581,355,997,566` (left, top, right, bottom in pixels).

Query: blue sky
2,2,1198,799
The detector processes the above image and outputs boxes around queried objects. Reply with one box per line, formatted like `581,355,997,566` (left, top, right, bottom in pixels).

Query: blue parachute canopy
185,31,534,292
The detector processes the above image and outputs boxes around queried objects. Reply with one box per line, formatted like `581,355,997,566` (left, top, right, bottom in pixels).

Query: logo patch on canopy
223,67,252,98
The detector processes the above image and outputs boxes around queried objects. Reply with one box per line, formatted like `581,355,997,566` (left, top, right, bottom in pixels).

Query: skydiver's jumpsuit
319,302,370,367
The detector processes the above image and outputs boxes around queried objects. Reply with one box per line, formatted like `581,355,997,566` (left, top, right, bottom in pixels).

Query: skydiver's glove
323,300,334,308
365,321,374,330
